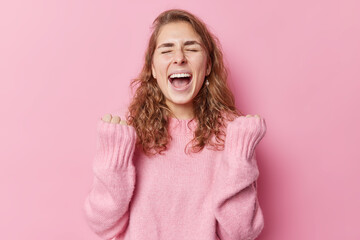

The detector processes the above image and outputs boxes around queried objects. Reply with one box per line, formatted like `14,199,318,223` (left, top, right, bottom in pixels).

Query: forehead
156,21,202,45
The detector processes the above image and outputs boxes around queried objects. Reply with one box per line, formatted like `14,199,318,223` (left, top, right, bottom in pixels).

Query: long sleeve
212,116,267,240
83,118,137,240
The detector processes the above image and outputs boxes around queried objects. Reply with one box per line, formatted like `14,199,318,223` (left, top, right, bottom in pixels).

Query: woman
83,8,267,240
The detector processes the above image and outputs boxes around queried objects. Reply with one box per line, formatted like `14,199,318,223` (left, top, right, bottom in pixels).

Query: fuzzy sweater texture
83,111,267,240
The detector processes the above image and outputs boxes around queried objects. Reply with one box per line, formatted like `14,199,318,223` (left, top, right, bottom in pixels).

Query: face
151,21,211,117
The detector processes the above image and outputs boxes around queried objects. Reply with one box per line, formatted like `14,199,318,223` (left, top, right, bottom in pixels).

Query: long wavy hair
126,8,243,157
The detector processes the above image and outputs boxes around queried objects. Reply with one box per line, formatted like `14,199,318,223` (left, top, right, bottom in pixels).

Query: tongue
172,77,190,88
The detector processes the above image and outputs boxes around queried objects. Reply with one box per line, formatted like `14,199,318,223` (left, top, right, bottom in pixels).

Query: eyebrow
157,40,201,49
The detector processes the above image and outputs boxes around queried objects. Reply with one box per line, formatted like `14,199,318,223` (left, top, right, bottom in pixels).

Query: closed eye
161,50,198,54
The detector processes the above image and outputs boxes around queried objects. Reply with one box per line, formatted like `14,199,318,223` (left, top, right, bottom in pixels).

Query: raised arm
212,115,267,240
83,114,137,240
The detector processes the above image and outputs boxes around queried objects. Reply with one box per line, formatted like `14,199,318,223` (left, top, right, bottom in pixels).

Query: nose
173,49,187,64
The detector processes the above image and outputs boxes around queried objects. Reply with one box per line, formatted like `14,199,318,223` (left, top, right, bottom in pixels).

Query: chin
168,97,193,105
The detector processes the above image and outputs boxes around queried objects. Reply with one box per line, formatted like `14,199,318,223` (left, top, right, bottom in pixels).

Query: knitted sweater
83,112,267,240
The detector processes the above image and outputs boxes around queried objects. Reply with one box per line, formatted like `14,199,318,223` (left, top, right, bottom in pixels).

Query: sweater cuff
226,116,267,161
93,119,137,175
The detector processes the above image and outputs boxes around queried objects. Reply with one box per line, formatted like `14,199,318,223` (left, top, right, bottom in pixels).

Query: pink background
1,0,359,239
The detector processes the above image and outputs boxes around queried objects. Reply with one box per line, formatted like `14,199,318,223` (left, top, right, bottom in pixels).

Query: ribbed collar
167,116,198,136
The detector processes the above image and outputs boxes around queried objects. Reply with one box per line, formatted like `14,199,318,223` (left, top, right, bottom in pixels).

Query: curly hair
125,8,244,157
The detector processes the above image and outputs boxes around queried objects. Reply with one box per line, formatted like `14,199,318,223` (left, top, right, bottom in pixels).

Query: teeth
169,73,192,79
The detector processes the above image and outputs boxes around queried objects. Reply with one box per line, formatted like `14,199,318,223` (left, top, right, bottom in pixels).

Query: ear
151,63,156,79
206,60,212,76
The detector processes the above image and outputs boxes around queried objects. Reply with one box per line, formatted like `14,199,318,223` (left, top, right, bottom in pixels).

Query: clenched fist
245,114,261,118
101,113,128,125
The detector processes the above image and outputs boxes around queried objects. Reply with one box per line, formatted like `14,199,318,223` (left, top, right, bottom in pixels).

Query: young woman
83,8,267,240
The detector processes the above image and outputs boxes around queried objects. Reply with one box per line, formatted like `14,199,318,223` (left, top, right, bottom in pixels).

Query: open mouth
168,73,193,89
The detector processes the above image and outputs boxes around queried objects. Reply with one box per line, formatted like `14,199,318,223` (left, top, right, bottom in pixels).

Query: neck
166,100,194,120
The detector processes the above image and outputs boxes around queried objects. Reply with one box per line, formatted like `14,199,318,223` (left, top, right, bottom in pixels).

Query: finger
245,114,252,118
120,120,128,125
111,115,121,124
102,113,112,123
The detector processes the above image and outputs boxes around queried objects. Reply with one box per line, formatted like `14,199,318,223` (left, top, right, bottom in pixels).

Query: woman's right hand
101,113,128,125
94,112,137,174
85,113,137,240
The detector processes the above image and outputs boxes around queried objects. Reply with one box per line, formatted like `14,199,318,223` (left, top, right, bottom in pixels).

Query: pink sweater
83,113,267,240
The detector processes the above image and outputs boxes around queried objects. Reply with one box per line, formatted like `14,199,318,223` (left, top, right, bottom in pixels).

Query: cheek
156,55,172,65
191,55,208,69
153,55,168,69
156,78,163,86
156,78,168,93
